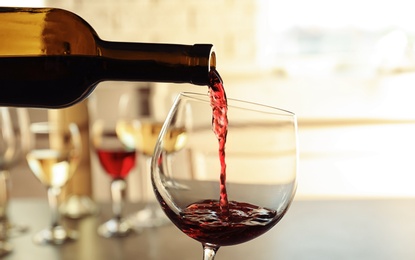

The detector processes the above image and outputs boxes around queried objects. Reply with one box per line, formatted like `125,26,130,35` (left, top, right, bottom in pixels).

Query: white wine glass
2,108,31,235
0,108,19,255
26,122,81,245
0,107,30,255
151,92,298,259
116,88,171,228
92,119,137,237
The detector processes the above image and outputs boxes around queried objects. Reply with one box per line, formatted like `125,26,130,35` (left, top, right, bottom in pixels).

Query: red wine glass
92,119,137,237
151,92,298,259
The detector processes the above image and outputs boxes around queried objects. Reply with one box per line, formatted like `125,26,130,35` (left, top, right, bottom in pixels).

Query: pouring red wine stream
208,69,229,218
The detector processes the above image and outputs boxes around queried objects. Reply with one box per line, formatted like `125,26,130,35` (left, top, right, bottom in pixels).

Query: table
4,198,415,260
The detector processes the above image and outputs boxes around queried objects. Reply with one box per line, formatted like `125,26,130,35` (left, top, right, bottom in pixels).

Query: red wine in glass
96,149,136,179
167,199,286,246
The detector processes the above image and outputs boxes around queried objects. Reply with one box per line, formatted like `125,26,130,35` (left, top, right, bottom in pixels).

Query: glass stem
139,156,155,208
111,179,127,220
0,171,10,241
0,171,10,221
203,244,219,260
47,186,61,228
142,156,161,217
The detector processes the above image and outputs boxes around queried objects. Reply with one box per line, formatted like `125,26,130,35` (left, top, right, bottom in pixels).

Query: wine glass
2,108,31,233
26,122,82,245
151,92,298,259
0,108,19,255
0,107,30,255
92,119,137,237
116,87,170,228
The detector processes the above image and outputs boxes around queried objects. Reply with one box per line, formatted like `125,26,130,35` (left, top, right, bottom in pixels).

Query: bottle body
0,7,215,108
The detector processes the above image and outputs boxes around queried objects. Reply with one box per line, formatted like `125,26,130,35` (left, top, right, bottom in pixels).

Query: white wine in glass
117,121,187,156
26,122,81,245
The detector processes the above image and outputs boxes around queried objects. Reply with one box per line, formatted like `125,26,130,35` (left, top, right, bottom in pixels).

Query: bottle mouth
210,49,216,70
191,44,216,85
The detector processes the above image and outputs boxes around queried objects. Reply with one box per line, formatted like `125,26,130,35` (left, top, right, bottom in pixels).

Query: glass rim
179,92,296,117
29,121,79,133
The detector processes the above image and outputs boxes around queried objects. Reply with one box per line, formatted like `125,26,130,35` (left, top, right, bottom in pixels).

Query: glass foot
6,222,29,238
60,195,99,219
33,226,77,245
127,204,170,228
0,241,12,256
98,218,134,238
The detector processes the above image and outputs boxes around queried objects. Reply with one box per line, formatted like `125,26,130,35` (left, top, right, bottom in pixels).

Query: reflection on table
4,198,415,260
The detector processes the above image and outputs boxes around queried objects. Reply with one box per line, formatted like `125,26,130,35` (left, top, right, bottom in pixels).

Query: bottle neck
96,39,216,85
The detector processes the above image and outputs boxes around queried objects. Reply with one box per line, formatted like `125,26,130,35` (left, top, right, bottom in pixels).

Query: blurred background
4,0,415,200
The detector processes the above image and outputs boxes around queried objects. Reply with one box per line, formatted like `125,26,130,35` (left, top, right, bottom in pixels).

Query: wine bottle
0,7,216,108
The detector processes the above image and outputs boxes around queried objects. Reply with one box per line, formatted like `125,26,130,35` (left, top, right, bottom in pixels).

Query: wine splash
179,200,279,246
208,68,229,218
